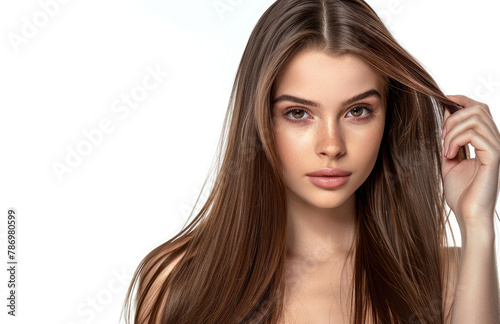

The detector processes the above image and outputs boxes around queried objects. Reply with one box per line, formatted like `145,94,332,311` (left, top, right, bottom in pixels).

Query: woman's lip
306,168,352,177
307,175,350,189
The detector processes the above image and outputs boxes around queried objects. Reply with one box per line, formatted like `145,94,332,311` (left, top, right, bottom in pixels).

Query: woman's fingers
444,96,500,150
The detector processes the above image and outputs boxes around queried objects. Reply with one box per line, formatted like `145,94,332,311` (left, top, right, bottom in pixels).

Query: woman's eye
283,108,310,122
346,106,373,118
282,105,375,124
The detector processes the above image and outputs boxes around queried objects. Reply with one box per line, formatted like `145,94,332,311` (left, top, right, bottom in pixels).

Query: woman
121,0,500,323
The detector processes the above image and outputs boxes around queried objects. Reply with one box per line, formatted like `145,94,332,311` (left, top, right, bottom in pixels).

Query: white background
0,0,499,323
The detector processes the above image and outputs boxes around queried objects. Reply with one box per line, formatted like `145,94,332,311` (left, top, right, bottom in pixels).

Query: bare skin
272,49,386,322
282,248,358,323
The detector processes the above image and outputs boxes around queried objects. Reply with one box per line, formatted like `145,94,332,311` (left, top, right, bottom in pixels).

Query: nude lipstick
306,168,352,189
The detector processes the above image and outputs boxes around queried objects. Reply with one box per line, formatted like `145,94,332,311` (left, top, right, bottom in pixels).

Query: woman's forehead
273,50,387,103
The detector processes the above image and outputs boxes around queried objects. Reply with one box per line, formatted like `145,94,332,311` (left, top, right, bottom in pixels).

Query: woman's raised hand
441,94,500,232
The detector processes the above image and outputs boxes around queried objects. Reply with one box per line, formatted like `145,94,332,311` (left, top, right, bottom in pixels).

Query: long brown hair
120,0,498,323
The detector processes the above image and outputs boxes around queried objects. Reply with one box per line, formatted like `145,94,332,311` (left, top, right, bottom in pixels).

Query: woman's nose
316,122,346,159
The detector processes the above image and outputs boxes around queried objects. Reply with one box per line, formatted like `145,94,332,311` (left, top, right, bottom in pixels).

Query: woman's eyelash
282,105,376,124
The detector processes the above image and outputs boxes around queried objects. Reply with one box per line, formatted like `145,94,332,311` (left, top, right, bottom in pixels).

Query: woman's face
272,50,387,209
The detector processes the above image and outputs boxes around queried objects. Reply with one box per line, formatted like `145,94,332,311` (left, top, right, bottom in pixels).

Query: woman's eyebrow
271,89,381,108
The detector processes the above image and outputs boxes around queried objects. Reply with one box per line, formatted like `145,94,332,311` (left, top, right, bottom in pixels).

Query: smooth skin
272,49,387,323
272,49,387,262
